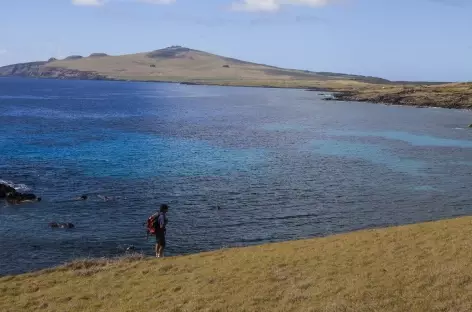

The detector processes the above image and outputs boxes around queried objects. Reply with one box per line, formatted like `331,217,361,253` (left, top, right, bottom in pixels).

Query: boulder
1,183,40,204
6,192,41,204
468,124,472,128
0,183,16,198
49,222,74,229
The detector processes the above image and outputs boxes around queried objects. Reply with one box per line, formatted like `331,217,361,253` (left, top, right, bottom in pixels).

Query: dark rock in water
20,194,37,200
1,183,40,204
0,183,16,198
6,192,40,203
49,222,74,229
222,65,230,68
468,124,472,128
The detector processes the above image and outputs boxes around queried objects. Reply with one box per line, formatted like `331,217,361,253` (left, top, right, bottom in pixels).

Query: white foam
0,179,31,192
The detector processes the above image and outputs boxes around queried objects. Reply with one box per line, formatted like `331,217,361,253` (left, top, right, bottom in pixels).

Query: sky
0,0,471,82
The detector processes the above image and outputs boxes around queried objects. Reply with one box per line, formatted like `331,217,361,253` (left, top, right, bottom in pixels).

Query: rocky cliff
0,61,108,80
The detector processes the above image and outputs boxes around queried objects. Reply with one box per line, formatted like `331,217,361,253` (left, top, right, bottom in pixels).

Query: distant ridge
0,46,391,85
1,46,469,108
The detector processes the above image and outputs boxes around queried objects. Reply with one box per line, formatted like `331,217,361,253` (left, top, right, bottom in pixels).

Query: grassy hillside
45,46,388,85
2,216,472,312
2,45,471,108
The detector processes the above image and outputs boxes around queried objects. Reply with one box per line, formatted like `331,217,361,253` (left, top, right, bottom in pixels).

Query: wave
0,179,31,192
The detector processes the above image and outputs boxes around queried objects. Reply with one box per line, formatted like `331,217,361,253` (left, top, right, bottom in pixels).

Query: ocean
1,77,472,276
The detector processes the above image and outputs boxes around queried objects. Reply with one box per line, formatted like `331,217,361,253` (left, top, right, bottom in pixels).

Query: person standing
154,204,169,258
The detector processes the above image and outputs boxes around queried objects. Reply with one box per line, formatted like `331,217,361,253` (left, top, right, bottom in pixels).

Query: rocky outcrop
64,55,83,60
0,182,41,204
0,183,16,198
328,87,472,109
0,61,109,80
305,87,335,92
7,192,41,203
0,61,47,76
89,53,108,58
147,46,192,59
49,222,75,229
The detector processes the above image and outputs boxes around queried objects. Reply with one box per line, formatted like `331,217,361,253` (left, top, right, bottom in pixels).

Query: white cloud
0,49,7,55
71,0,175,6
231,0,335,12
136,0,176,3
72,0,104,6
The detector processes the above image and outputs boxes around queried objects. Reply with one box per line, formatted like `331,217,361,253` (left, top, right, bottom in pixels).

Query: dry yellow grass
47,51,315,82
2,216,472,312
45,47,381,88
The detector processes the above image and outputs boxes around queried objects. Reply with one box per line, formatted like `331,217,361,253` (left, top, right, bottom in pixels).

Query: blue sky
0,0,471,81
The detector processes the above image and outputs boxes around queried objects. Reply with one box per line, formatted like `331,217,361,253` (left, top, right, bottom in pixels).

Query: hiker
146,204,169,258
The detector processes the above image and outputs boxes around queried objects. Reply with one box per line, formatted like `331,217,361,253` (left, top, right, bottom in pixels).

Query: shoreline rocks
1,182,41,204
0,183,16,198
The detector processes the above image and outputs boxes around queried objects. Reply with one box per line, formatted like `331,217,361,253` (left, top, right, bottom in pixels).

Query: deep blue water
2,77,472,276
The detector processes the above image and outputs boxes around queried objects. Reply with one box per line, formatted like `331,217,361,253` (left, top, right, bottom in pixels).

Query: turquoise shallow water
3,130,266,178
1,77,472,275
328,130,472,148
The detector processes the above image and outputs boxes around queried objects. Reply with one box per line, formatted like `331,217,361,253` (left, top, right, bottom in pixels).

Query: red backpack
145,213,159,238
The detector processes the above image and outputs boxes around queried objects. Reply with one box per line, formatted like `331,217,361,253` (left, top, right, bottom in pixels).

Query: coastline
2,75,471,110
2,216,472,311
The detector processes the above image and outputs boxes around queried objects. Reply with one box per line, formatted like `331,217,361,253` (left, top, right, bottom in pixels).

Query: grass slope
2,216,472,312
45,46,386,85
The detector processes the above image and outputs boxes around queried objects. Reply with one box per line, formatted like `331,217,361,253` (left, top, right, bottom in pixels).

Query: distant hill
0,46,390,86
1,46,469,109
